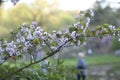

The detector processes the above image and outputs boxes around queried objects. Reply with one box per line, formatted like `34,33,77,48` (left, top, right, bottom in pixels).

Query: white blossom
35,26,43,32
11,0,19,5
42,68,47,75
118,33,120,36
16,39,21,43
22,23,27,27
118,38,120,42
57,31,62,34
39,60,48,67
57,36,68,46
51,33,57,41
20,27,30,33
23,47,28,52
3,41,7,44
48,33,51,37
42,42,46,46
31,21,37,25
89,9,94,16
30,25,35,29
74,22,81,28
5,41,17,56
36,44,41,51
20,36,25,42
86,17,90,27
53,30,56,33
39,61,45,67
33,27,43,38
23,41,33,52
0,47,4,53
54,54,59,59
43,32,48,35
51,46,57,51
113,33,116,36
83,42,86,46
25,41,32,48
71,31,76,39
27,33,33,40
16,32,21,38
33,31,40,38
77,40,81,46
109,25,115,30
83,17,91,34
16,51,20,56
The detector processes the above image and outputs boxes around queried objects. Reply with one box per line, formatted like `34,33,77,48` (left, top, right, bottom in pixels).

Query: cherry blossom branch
1,38,71,80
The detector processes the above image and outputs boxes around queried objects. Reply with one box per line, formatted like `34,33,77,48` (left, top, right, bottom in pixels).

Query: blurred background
0,0,120,80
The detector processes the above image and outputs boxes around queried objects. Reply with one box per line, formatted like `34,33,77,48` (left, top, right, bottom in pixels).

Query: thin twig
43,40,54,53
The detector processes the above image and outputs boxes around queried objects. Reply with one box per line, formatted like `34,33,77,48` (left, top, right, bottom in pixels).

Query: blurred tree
0,8,10,36
110,37,120,51
1,0,74,32
108,8,120,52
116,9,120,26
86,1,120,53
92,1,118,26
0,0,2,5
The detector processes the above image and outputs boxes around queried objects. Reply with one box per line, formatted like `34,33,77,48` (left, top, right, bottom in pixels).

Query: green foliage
92,1,119,26
63,54,120,66
111,37,120,51
69,27,77,33
0,60,77,80
0,0,74,34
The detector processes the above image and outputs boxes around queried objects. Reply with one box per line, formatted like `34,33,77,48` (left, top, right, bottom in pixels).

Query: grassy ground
4,54,120,66
62,54,120,80
1,54,120,80
62,54,120,66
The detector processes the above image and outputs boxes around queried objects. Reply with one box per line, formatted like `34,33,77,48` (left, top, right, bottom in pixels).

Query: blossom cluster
0,9,118,65
1,0,20,5
0,9,95,64
11,0,19,5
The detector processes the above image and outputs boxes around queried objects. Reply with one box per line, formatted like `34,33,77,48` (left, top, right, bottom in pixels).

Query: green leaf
18,45,23,49
81,21,86,27
76,36,80,40
17,55,23,59
57,59,64,66
2,44,7,48
51,41,56,46
69,27,77,33
56,34,61,38
85,12,91,18
103,24,109,28
33,39,40,45
10,30,17,35
77,29,83,34
80,11,84,14
80,38,85,43
64,33,69,38
87,30,96,37
46,52,52,55
115,28,120,31
96,26,102,30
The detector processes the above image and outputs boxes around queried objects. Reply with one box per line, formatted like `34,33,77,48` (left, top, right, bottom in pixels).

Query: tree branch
1,38,71,80
1,52,53,80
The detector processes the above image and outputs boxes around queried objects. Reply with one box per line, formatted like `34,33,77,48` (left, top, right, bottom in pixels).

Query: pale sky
2,0,120,11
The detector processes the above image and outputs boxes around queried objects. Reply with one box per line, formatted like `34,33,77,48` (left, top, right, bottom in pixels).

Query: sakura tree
0,2,119,79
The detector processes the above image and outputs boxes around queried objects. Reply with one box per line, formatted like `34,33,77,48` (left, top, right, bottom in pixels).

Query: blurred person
76,52,87,80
